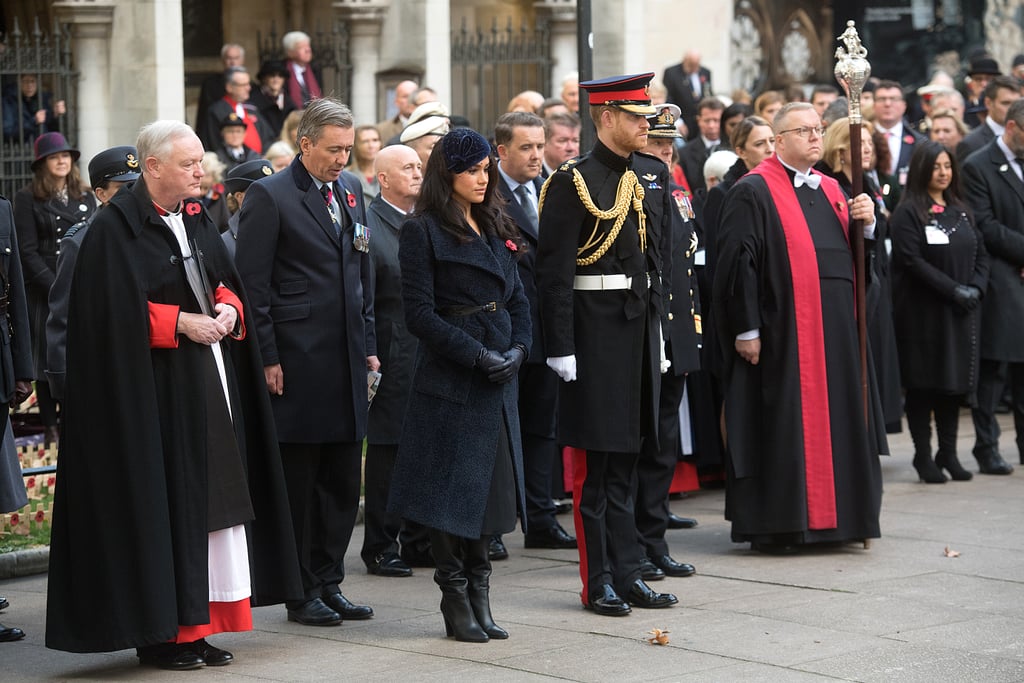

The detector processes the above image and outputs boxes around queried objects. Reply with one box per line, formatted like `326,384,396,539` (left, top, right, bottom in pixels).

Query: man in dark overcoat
713,103,886,553
495,112,576,555
661,50,712,141
236,98,378,626
956,76,1020,162
0,192,34,643
361,144,422,577
45,121,301,666
535,73,678,616
962,98,1024,474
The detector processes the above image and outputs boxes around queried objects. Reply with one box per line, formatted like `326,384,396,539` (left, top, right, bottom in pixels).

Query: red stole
748,155,849,530
222,97,263,154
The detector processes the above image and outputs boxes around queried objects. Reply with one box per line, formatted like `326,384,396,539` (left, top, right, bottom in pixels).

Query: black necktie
514,184,538,231
320,184,340,236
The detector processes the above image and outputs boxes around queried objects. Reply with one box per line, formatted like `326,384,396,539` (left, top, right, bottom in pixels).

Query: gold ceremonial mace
835,21,871,424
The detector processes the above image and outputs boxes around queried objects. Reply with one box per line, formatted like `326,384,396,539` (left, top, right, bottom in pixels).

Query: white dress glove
658,320,671,374
546,355,577,382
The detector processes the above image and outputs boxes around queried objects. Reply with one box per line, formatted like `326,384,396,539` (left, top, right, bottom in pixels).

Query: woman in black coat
890,141,989,483
12,132,96,442
388,129,530,643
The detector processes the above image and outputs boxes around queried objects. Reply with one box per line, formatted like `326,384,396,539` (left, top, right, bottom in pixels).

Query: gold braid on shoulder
538,168,646,266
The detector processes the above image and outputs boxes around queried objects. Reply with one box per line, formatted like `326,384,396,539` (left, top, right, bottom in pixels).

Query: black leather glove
489,345,527,384
952,285,981,313
476,348,512,383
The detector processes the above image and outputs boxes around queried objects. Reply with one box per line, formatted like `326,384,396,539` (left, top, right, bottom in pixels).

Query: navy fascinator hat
442,128,491,174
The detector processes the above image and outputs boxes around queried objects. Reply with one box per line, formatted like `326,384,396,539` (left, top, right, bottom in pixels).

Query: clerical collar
777,156,813,177
591,138,630,172
152,200,181,216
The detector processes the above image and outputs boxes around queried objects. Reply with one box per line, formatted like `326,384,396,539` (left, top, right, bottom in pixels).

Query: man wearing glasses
713,102,887,555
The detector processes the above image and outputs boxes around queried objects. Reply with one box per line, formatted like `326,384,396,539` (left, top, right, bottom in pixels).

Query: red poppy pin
505,239,518,252
185,201,202,216
672,189,684,201
346,190,357,208
903,134,914,145
929,203,944,216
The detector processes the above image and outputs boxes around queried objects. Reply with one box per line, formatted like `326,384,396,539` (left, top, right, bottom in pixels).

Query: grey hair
220,43,244,60
296,98,354,146
773,101,815,132
137,120,197,168
282,31,311,53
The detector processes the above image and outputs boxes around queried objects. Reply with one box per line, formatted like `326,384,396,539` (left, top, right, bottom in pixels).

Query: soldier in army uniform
535,72,678,616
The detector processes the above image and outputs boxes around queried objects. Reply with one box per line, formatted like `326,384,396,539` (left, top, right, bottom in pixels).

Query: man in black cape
46,121,302,669
713,102,886,553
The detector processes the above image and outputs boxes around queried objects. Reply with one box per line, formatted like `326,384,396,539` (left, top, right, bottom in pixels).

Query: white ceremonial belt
574,273,644,291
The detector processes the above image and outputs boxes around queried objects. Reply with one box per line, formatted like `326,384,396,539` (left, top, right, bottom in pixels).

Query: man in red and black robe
713,103,886,553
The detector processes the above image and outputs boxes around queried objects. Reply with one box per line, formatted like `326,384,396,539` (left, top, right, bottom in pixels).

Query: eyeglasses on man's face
778,126,824,139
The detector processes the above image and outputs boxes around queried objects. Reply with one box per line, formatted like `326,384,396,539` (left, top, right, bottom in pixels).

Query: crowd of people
0,33,1023,668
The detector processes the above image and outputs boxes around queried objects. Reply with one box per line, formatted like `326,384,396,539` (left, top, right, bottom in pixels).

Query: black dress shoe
137,643,205,670
0,595,8,611
322,592,374,620
488,535,509,561
639,556,665,581
190,638,233,666
0,623,25,642
554,500,573,515
523,522,577,549
977,452,1014,475
400,548,436,568
625,579,678,608
367,552,413,577
667,514,698,529
586,583,631,616
651,554,696,577
287,597,343,626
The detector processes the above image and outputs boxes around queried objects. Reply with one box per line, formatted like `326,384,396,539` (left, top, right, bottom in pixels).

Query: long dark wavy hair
901,140,968,223
414,139,523,249
31,158,87,202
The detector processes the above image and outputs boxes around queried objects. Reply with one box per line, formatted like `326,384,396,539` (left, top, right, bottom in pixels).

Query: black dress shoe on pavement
639,556,666,581
0,595,8,611
667,514,698,529
976,452,1014,475
625,579,678,609
367,552,413,577
287,597,343,626
586,583,631,616
0,623,25,642
524,523,577,549
488,535,509,561
322,592,374,620
652,554,696,577
554,500,573,514
137,643,205,670
190,638,233,666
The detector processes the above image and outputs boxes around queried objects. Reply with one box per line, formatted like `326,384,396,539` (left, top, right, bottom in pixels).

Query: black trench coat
387,214,530,539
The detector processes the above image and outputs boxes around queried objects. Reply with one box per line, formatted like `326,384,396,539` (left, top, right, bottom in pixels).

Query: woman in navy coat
388,129,530,643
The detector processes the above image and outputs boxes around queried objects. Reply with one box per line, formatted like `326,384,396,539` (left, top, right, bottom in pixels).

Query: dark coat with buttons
387,213,530,539
235,156,375,443
534,141,673,453
962,140,1024,361
13,186,96,378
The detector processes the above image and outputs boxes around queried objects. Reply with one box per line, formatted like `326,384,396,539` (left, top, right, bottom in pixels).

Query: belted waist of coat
573,271,653,291
438,301,507,316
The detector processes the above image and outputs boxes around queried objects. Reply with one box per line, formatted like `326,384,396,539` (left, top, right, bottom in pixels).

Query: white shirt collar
986,116,1006,137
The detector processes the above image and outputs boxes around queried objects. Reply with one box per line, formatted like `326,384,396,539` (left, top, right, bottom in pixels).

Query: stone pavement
2,411,1023,681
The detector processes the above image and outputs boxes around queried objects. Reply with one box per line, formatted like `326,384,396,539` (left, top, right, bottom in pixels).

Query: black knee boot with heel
429,529,488,643
464,536,508,639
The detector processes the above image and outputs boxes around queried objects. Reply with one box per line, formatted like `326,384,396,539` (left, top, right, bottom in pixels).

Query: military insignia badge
642,173,657,182
261,165,273,176
126,153,139,169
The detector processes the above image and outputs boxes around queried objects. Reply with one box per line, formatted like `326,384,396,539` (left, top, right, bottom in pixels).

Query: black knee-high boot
429,529,488,643
935,394,972,481
905,390,946,483
464,536,508,639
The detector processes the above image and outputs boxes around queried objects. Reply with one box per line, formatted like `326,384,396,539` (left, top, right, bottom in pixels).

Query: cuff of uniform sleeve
149,302,180,348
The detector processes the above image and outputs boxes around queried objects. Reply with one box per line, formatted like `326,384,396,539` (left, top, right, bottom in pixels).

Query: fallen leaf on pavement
943,546,961,558
647,628,670,645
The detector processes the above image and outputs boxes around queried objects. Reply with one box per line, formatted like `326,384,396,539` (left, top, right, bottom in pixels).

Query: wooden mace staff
835,21,871,423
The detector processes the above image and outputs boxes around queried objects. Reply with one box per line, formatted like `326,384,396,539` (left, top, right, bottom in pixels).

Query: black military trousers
972,359,1024,462
571,449,643,602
